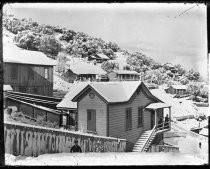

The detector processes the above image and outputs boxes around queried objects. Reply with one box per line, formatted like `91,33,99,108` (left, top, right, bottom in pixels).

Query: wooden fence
148,145,179,153
4,122,126,157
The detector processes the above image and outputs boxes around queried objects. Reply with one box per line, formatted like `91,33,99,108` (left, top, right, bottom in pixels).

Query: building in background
107,69,140,81
63,62,107,83
166,85,187,95
3,44,56,96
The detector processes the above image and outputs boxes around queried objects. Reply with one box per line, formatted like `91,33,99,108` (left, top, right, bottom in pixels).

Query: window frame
125,107,132,131
138,107,144,127
44,67,49,79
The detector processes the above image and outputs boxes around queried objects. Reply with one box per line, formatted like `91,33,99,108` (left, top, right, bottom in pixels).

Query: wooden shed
3,44,56,96
167,85,187,95
72,81,171,151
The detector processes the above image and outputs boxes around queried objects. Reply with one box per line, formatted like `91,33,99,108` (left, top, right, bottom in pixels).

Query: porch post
154,109,157,127
169,107,171,130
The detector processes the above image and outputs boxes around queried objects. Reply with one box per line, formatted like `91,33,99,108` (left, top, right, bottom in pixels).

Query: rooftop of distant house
171,85,187,90
67,62,106,75
110,69,139,75
95,53,110,60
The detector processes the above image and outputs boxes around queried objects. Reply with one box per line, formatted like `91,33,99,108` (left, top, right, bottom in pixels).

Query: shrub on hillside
101,61,119,73
59,30,77,42
39,35,61,57
14,30,41,50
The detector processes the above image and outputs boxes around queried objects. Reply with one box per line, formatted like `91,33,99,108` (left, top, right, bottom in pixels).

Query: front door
151,110,155,129
87,109,96,132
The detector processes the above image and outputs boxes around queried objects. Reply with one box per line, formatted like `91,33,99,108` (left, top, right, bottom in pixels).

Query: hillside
2,13,208,102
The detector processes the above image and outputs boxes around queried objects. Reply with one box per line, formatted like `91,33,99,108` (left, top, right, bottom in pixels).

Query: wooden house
88,53,110,63
167,85,187,95
71,81,171,151
63,62,106,83
107,70,140,81
3,44,56,96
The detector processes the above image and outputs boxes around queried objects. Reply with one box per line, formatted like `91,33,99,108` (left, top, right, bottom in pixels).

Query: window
138,107,143,127
62,115,67,126
44,68,49,79
125,108,132,131
11,65,18,79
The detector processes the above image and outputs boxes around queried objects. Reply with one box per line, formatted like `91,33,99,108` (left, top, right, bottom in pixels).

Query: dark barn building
3,45,56,96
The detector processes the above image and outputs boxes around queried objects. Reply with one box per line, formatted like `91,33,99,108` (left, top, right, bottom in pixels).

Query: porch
145,102,172,133
132,102,172,152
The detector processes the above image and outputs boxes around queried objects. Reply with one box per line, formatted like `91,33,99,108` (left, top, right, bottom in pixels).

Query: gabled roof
69,62,106,75
96,53,110,60
171,85,187,90
146,102,171,110
111,70,139,75
72,81,161,104
57,82,90,109
3,44,56,66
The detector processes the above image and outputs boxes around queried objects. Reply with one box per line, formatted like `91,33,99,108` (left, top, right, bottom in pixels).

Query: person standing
164,114,169,129
199,142,202,149
70,139,82,153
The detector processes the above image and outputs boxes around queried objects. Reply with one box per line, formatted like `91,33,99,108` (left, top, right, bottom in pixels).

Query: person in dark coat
164,114,169,129
70,139,82,153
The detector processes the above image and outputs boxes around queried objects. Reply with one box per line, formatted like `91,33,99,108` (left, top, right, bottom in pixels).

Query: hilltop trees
186,69,200,81
14,30,41,50
39,35,61,58
101,61,119,73
3,14,121,60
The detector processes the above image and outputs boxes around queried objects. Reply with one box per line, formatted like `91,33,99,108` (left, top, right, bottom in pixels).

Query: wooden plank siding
108,90,154,151
4,63,53,96
78,89,107,136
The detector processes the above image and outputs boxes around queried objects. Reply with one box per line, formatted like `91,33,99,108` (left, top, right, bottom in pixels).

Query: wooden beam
155,109,157,127
169,107,171,130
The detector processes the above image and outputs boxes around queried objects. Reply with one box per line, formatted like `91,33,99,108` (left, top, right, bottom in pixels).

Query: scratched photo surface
2,3,208,166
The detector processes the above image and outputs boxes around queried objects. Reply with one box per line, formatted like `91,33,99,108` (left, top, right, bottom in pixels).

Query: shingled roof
57,82,90,109
69,62,106,75
171,85,187,90
112,70,139,75
3,44,56,66
72,81,161,104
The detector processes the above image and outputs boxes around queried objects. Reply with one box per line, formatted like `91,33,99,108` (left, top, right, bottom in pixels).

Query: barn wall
4,63,53,96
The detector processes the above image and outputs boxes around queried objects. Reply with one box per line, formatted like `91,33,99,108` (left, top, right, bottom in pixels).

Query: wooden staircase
132,126,156,152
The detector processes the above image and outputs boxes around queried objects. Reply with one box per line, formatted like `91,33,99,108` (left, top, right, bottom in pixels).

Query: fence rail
148,145,179,153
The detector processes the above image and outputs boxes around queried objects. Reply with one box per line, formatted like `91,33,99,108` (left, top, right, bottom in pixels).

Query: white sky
3,3,208,78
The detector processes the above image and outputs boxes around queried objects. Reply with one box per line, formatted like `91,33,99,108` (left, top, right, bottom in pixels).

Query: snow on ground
5,152,207,166
3,28,15,45
176,118,208,130
53,74,73,91
150,89,207,121
164,122,208,162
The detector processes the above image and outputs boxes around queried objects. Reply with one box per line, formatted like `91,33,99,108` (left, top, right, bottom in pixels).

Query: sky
3,3,208,78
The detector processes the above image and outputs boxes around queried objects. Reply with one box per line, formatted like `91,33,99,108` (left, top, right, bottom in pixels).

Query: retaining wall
4,122,126,157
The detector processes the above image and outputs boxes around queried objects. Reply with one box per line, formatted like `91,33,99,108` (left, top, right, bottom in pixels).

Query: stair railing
141,125,156,152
